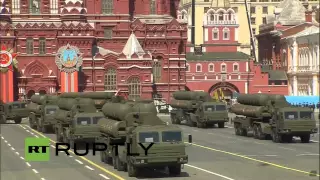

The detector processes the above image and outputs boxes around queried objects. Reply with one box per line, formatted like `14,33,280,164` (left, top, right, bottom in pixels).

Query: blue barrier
285,96,320,105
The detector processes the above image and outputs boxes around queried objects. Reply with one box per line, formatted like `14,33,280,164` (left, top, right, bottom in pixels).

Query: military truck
169,91,228,128
28,95,59,133
0,101,29,124
54,95,104,145
97,102,188,177
230,93,318,143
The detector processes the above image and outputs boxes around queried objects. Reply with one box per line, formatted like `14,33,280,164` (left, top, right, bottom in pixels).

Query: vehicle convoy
28,95,59,133
96,102,188,177
0,101,28,124
54,93,104,145
169,91,228,128
230,93,318,143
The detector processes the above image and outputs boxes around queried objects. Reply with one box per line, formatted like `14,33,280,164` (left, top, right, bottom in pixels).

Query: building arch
25,60,49,76
27,90,35,99
226,8,235,14
104,67,117,91
206,8,215,14
216,8,227,14
39,90,47,95
128,77,141,100
208,82,240,100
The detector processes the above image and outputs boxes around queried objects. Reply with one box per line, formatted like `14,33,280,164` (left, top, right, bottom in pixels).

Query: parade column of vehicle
54,92,107,146
96,100,189,177
230,93,318,143
170,91,228,128
0,100,28,124
28,95,59,133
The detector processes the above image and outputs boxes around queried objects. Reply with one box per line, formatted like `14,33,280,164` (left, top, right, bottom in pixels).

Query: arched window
218,12,224,21
196,63,202,72
152,57,162,83
128,77,141,100
233,63,239,71
102,0,113,14
29,0,40,14
150,0,156,14
228,12,233,20
104,68,117,90
212,28,219,40
210,13,215,21
208,63,214,72
223,28,230,40
186,63,190,72
221,63,227,72
181,11,187,20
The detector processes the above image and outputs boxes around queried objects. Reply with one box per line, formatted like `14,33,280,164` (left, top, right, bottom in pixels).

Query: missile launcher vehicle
96,102,188,177
28,95,59,133
0,101,28,124
54,95,104,145
230,93,317,143
169,91,228,128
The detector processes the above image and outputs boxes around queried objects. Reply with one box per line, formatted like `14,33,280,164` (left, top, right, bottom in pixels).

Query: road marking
20,156,24,160
41,178,46,180
7,143,11,146
85,165,94,170
185,164,235,180
26,162,31,167
75,159,83,164
192,129,198,132
22,126,26,129
244,155,278,157
50,145,55,148
296,154,319,156
20,125,126,180
1,136,4,139
99,174,110,179
15,152,19,155
4,140,7,143
32,169,39,174
311,140,319,143
26,130,30,133
35,135,39,138
185,142,320,177
30,132,34,135
69,155,73,157
11,147,15,151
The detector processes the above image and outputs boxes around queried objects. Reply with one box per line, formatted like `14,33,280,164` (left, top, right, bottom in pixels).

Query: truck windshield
12,104,20,109
300,111,313,119
284,112,298,120
92,116,104,124
139,132,159,143
216,105,226,111
204,105,215,111
21,103,26,108
46,108,57,115
162,131,182,142
77,117,91,125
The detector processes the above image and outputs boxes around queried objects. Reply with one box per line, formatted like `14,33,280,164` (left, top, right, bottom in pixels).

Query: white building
285,26,319,96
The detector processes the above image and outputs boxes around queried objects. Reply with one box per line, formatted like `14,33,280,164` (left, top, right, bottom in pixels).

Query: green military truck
97,102,188,177
230,93,318,143
0,101,29,124
28,95,59,133
169,91,228,128
54,94,104,145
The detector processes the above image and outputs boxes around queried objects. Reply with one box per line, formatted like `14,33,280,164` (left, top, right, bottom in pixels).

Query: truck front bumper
279,128,318,135
130,155,188,167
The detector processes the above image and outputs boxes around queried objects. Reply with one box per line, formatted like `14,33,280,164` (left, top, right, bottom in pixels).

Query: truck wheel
0,115,6,124
168,164,181,176
234,123,240,135
239,128,247,136
300,135,310,143
70,140,75,149
271,129,283,143
42,126,48,133
112,156,117,169
127,163,138,177
197,122,204,128
257,125,266,140
37,125,42,132
218,122,225,128
253,125,258,139
14,118,22,124
116,157,125,171
171,115,177,124
100,151,106,163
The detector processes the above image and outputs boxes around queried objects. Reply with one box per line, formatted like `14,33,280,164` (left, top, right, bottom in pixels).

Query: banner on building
55,43,83,73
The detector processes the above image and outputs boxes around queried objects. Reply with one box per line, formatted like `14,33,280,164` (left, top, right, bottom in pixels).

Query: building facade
281,26,319,96
0,0,187,103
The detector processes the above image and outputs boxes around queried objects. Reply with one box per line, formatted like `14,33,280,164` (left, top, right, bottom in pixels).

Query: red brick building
0,0,187,102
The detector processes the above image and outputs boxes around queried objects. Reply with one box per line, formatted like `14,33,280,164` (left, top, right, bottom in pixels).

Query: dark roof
267,70,288,81
186,52,250,61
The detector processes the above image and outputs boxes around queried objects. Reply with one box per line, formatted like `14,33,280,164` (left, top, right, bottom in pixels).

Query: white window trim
221,63,227,72
196,63,202,72
186,63,190,72
233,63,239,72
208,63,214,72
223,28,230,40
212,28,219,40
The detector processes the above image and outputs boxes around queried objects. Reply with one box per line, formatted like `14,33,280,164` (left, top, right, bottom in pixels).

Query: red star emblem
0,45,18,72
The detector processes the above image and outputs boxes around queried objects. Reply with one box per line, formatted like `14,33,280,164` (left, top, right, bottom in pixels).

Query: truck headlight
312,128,318,133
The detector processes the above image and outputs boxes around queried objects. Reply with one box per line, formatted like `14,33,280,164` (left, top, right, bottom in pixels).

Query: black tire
271,129,283,143
234,123,240,135
171,115,176,124
253,124,258,139
127,163,138,177
168,164,181,176
300,134,310,143
197,122,204,128
42,125,48,133
70,140,75,149
14,118,22,124
116,157,125,171
239,128,247,136
0,114,6,124
257,125,266,140
100,151,106,163
218,122,225,128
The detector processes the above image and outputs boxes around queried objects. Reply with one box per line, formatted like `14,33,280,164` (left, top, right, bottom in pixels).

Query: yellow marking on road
184,142,320,177
19,125,126,180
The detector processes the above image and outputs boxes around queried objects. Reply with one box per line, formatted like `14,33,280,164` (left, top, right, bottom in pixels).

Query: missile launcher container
54,96,104,145
96,102,188,177
170,91,228,128
231,93,317,143
28,95,59,133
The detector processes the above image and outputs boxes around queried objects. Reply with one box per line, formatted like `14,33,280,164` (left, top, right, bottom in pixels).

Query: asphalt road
1,115,319,180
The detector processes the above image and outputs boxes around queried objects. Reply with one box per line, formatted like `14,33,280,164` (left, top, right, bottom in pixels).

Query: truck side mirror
188,134,192,143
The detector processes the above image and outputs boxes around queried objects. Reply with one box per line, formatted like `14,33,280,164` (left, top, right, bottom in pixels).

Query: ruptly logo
0,45,18,73
55,43,83,73
25,137,50,161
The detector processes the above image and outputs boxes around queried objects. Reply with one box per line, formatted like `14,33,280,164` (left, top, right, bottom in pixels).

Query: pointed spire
122,33,145,57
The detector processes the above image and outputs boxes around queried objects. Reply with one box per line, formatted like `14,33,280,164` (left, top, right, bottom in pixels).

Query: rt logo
25,137,50,161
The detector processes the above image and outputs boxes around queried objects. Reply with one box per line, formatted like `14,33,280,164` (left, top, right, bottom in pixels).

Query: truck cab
199,102,229,128
40,105,59,132
271,107,317,143
67,112,104,146
2,101,29,124
117,124,187,177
